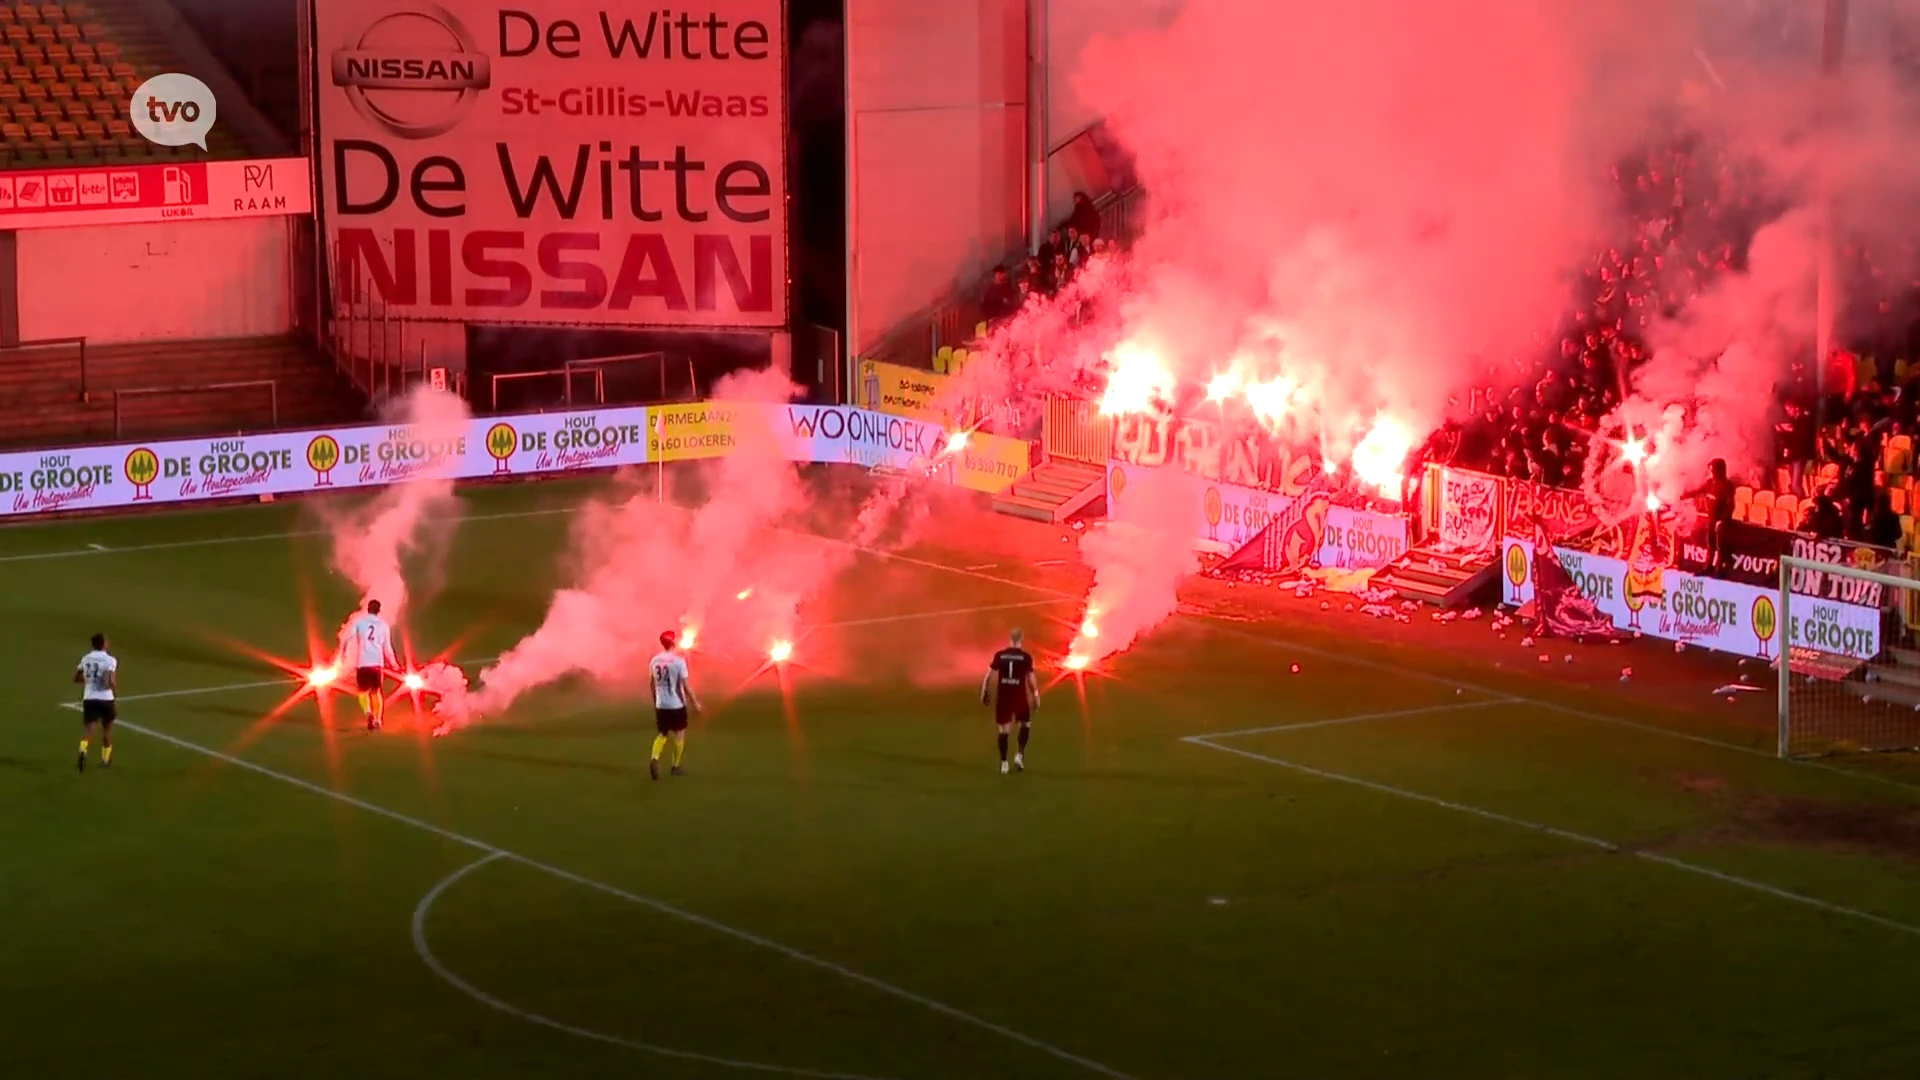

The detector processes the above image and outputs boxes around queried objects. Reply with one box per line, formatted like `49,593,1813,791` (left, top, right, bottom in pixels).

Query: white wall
848,0,1028,354
1045,0,1180,143
18,218,292,344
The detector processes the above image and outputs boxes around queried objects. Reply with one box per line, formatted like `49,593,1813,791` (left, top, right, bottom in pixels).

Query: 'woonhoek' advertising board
315,0,787,328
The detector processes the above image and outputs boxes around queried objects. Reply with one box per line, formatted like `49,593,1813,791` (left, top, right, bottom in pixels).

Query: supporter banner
1107,461,1408,571
1502,538,1880,662
858,359,952,425
0,158,312,230
1437,467,1499,553
1110,410,1322,496
1503,478,1600,541
316,0,787,328
0,403,1030,519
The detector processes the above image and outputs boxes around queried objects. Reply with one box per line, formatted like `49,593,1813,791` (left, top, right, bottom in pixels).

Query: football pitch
5,477,1920,1080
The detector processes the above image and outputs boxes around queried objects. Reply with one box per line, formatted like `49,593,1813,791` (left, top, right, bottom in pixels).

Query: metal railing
487,352,697,413
1042,397,1112,465
2,336,91,400
325,258,431,402
114,379,279,437
489,369,573,412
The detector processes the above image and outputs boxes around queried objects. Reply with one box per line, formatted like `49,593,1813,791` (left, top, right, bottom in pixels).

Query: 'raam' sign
316,0,787,328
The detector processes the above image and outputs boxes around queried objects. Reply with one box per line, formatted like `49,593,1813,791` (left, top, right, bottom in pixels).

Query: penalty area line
114,718,1134,1080
1185,735,1920,940
1192,696,1517,739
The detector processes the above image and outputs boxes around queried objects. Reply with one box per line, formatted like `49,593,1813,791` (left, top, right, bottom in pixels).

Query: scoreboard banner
0,401,1032,519
314,0,788,328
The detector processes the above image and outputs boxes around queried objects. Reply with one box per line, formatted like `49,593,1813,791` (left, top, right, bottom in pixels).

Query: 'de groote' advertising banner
1501,538,1882,662
0,402,1032,519
315,0,787,328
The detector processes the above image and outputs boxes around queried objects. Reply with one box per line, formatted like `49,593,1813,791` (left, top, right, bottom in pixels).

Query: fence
114,379,279,437
1041,397,1112,465
2,336,90,400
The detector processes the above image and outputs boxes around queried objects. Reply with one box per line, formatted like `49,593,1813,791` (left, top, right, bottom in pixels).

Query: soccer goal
1777,555,1920,758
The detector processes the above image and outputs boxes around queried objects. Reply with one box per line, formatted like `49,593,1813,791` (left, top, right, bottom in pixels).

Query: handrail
2,336,90,401
562,351,694,404
114,379,279,438
490,369,576,412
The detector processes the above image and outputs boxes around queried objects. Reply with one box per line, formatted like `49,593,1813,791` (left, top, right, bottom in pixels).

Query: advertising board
0,158,312,230
315,0,787,327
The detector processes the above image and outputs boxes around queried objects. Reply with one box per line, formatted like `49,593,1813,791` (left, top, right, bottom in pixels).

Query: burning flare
307,664,337,688
767,639,794,664
1350,417,1414,495
1098,341,1177,416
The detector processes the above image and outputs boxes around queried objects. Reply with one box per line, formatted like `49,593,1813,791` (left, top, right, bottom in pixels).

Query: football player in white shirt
648,630,700,780
338,599,399,732
74,632,118,772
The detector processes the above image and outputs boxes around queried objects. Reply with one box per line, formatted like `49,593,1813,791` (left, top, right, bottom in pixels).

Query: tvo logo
130,73,217,149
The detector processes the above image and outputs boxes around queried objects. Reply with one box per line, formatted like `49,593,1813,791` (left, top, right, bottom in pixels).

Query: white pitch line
0,505,581,563
1197,697,1515,739
1186,736,1920,939
412,853,908,1080
115,717,1134,1080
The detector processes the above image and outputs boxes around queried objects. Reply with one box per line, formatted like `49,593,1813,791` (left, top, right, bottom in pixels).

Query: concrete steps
1374,544,1498,607
0,335,369,449
992,458,1106,524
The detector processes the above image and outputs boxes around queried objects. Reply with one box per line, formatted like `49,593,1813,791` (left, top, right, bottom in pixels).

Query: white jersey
649,650,690,710
77,650,117,701
345,613,394,669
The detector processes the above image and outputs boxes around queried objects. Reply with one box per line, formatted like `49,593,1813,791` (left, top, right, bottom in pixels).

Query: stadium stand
0,335,367,449
0,0,257,166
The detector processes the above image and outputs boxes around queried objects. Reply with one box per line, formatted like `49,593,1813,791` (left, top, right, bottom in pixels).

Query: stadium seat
1774,493,1798,522
1817,462,1841,487
1887,434,1913,476
1769,504,1795,530
1734,485,1753,510
975,321,988,339
1752,489,1776,511
1893,487,1908,515
933,345,952,374
951,347,969,373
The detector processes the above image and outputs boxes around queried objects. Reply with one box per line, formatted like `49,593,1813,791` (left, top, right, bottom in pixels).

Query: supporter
1069,192,1102,240
981,267,1020,325
1865,490,1904,552
1801,486,1847,539
1695,458,1736,575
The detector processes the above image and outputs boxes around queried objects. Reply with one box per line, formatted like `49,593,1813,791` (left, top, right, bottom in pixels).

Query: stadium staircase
0,335,368,449
990,458,1106,523
1855,647,1920,707
1371,542,1499,607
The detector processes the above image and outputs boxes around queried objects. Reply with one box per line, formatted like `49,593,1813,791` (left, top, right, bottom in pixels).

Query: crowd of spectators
981,192,1111,326
1431,128,1920,552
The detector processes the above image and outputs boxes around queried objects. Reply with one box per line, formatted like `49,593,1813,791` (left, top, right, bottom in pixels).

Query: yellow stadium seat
1887,434,1913,476
1746,503,1770,526
1817,462,1841,486
1752,489,1776,510
975,321,988,339
1774,493,1798,521
1734,485,1753,508
950,347,968,373
1770,505,1795,530
932,346,951,374
1893,488,1908,515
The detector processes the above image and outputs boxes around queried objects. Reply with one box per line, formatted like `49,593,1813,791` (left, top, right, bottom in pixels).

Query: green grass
5,479,1920,1080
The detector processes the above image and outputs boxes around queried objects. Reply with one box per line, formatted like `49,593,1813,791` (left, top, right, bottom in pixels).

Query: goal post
1777,554,1920,758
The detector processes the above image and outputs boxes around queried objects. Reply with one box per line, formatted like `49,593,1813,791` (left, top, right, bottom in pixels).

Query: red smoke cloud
1067,465,1202,665
319,386,470,624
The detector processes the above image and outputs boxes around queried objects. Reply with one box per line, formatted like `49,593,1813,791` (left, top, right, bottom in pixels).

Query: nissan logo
330,2,491,139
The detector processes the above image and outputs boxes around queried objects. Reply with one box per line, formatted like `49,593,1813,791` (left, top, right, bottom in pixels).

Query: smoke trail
319,386,470,624
1067,465,1202,666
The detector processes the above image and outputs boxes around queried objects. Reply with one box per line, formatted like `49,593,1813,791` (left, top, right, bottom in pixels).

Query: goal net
1778,555,1920,758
